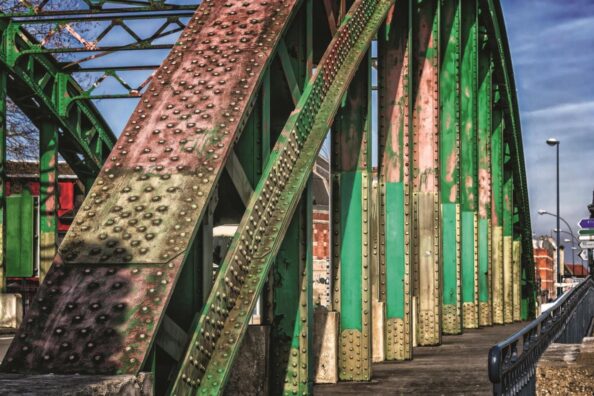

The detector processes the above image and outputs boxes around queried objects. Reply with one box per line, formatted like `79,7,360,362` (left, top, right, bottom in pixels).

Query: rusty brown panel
412,13,439,194
379,6,408,185
1,0,301,375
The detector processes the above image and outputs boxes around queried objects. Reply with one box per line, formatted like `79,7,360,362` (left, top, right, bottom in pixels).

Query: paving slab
315,322,527,395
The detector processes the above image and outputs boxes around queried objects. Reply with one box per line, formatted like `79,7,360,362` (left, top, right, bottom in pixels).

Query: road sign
579,240,594,249
579,249,589,261
579,234,594,241
579,228,594,235
579,218,594,229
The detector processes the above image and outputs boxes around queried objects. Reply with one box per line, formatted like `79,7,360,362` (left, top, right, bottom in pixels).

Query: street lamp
545,137,561,297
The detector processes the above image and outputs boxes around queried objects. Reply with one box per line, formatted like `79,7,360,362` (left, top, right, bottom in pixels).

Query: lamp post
546,138,561,297
538,210,576,243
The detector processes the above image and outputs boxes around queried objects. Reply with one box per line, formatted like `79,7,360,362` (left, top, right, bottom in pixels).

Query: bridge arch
0,1,534,394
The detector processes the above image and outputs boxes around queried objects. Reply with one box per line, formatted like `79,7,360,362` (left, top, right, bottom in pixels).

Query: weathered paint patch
478,168,490,218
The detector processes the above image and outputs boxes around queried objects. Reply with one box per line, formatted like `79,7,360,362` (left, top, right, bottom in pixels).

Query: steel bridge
0,0,536,394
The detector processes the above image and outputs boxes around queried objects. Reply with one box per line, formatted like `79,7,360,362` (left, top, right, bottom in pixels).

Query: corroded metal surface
377,1,412,361
1,0,302,375
171,0,393,393
412,0,441,347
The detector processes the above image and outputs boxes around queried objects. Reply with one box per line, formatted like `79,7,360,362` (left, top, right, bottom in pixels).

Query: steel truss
0,1,536,395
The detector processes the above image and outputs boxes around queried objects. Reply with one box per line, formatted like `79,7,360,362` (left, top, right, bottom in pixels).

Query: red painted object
6,180,77,232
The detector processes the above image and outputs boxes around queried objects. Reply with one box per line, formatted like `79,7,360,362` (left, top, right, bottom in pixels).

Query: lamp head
546,138,559,146
538,209,547,215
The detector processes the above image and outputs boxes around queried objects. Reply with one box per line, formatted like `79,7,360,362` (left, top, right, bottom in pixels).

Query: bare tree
1,0,96,160
5,99,38,161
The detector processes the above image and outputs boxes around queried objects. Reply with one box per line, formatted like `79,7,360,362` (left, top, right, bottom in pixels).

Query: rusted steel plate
1,0,301,375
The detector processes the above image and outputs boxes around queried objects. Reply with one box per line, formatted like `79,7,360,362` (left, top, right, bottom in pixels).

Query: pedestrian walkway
315,322,527,395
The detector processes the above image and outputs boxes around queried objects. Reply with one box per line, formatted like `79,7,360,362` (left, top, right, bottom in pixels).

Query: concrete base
0,294,22,330
0,373,153,395
314,308,338,384
537,337,594,395
0,334,14,364
225,325,270,396
372,300,385,362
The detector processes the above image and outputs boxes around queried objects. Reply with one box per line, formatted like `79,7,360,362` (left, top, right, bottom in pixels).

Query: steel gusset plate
1,0,301,375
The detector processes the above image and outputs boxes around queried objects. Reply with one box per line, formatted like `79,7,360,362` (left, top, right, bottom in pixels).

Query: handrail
488,276,594,395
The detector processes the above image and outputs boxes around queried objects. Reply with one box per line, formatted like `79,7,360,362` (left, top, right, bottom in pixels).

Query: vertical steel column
503,168,514,324
0,70,5,292
270,3,313,392
271,187,313,394
377,1,413,360
439,0,462,335
412,0,441,346
477,41,493,327
491,91,504,325
512,238,521,321
460,0,479,329
332,53,372,380
39,121,58,282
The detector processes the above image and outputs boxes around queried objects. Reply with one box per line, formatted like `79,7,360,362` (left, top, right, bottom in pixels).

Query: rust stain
445,150,456,184
478,168,490,218
383,30,408,183
449,184,457,203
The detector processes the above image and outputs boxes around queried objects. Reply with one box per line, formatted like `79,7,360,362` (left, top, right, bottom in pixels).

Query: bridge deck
315,322,526,395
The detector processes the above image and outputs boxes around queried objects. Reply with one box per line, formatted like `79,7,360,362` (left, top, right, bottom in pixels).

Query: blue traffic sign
579,218,594,229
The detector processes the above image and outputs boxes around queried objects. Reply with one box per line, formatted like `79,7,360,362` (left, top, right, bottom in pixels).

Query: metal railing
488,276,594,395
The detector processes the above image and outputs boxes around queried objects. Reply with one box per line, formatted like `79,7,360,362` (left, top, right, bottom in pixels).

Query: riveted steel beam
512,238,521,321
378,0,412,360
39,121,58,282
270,185,313,394
332,52,372,381
490,89,504,325
439,0,462,335
0,69,5,291
481,0,535,319
0,22,115,185
170,0,392,393
268,4,314,393
411,0,441,347
477,34,493,327
460,0,479,329
502,167,513,324
2,0,306,377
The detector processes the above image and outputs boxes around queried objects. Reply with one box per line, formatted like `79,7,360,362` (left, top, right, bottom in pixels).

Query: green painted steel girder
460,0,479,329
480,0,535,316
377,0,412,361
439,0,462,335
477,37,493,326
0,20,115,184
332,51,372,381
0,69,5,291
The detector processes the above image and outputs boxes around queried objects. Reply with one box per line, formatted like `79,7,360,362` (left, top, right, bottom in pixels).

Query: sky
501,0,594,261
